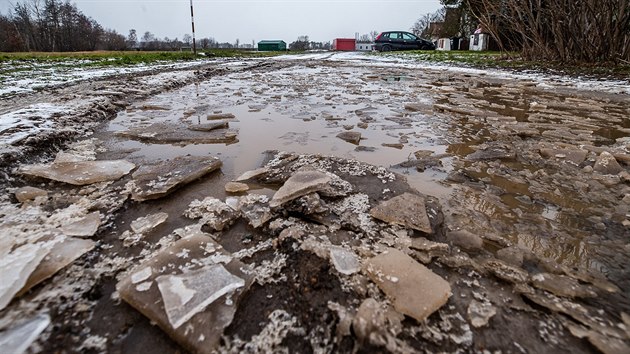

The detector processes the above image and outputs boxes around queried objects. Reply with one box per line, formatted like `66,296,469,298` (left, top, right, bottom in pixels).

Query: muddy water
105,64,454,198
100,57,629,280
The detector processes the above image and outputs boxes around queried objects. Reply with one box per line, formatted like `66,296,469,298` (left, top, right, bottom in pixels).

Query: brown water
101,60,629,275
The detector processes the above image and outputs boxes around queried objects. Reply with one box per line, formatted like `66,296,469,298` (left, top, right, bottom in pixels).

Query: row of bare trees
458,0,630,63
0,0,224,52
0,0,120,51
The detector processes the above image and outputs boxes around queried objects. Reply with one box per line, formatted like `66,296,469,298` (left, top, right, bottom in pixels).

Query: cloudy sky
1,0,441,43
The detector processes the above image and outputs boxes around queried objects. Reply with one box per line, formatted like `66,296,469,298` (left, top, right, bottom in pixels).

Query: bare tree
358,34,371,42
127,29,137,49
411,8,445,38
182,33,192,46
467,0,630,63
289,35,310,51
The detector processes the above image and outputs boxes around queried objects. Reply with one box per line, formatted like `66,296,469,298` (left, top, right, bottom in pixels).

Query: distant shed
356,42,373,51
258,40,286,51
333,38,356,51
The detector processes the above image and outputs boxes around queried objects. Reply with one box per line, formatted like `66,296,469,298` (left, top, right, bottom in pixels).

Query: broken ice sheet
0,313,50,354
330,246,360,275
0,242,51,310
19,159,135,186
370,193,433,234
130,212,168,234
17,237,95,297
156,264,245,329
117,232,253,354
117,122,236,144
269,169,331,207
60,212,101,237
14,186,48,203
131,155,222,201
531,272,597,299
234,167,269,182
364,248,451,322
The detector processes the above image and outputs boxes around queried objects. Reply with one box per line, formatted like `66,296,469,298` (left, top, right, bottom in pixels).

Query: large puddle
105,64,455,199
100,59,630,275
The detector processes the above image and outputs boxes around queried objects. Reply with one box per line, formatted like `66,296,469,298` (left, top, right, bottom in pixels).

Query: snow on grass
0,60,211,99
0,103,67,145
325,52,630,95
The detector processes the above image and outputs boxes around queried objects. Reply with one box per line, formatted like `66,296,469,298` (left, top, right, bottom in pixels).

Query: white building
469,26,492,51
436,38,451,51
356,42,373,51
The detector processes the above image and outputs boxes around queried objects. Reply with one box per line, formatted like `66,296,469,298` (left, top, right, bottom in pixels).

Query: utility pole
189,0,196,54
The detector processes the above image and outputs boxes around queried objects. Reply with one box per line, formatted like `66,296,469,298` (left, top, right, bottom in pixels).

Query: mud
0,53,629,353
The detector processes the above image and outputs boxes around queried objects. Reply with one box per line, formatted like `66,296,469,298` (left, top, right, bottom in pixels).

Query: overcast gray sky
1,0,442,43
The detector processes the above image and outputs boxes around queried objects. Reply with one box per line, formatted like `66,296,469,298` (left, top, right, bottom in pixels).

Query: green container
258,40,286,51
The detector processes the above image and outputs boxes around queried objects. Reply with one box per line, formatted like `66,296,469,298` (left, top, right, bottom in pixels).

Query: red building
332,38,356,51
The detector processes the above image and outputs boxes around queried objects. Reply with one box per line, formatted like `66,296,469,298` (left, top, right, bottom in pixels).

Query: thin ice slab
0,313,50,354
117,122,236,144
117,232,253,354
0,243,51,310
130,212,169,234
187,121,229,132
131,156,222,201
60,212,101,237
270,169,331,207
14,186,48,203
19,160,135,186
364,248,451,322
330,246,360,275
156,264,245,329
369,193,433,234
17,237,95,297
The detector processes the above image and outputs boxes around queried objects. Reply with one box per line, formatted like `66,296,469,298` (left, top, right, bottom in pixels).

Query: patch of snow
0,103,67,145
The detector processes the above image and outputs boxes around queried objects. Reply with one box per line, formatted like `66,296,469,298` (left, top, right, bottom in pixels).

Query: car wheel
381,45,392,52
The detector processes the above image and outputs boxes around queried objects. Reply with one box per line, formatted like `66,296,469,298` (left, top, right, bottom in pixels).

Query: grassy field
2,49,627,78
0,49,287,66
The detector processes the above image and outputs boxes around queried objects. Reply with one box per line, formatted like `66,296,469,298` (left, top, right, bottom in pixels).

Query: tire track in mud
0,59,298,187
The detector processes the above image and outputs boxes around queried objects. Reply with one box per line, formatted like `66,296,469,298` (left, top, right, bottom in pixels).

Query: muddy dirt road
1,52,629,353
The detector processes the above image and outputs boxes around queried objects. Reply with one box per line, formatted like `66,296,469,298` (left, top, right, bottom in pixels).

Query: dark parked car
374,31,435,52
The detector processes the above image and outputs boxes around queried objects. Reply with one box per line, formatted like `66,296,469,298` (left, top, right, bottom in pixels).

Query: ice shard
370,193,433,234
330,246,360,275
19,160,135,186
270,169,331,207
0,313,50,354
60,212,101,238
131,156,222,201
130,212,169,234
0,243,50,310
364,248,451,322
156,264,245,329
17,237,95,297
116,232,253,354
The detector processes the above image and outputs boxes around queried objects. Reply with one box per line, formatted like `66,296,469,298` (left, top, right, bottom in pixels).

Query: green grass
383,50,630,79
0,49,288,67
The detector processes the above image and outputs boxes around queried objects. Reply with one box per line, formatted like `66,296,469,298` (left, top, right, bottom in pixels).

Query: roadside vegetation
382,50,630,79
